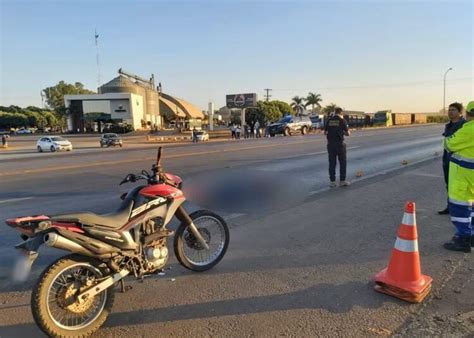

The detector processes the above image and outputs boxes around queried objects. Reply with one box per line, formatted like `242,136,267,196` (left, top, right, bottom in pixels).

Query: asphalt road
2,124,471,337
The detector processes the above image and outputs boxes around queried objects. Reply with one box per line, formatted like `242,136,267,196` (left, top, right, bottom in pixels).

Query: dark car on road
268,115,312,137
100,133,123,147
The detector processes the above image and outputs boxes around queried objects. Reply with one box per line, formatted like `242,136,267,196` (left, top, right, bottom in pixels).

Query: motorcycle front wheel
31,254,115,337
174,210,229,272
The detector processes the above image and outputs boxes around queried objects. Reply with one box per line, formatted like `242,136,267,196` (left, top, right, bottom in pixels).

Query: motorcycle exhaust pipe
44,233,95,257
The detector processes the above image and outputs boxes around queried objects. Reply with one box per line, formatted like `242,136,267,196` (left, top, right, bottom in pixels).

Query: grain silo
99,69,164,128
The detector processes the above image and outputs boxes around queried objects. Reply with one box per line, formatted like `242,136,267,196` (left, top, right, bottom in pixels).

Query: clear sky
1,0,473,113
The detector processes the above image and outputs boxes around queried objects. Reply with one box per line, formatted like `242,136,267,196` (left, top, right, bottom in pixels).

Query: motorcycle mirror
156,147,162,167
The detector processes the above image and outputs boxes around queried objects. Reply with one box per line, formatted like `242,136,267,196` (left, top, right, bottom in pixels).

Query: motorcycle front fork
175,206,210,250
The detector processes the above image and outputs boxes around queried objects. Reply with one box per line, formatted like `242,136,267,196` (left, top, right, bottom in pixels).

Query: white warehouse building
64,69,204,133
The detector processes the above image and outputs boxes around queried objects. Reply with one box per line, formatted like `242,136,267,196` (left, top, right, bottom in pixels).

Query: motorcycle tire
31,254,115,338
174,210,229,272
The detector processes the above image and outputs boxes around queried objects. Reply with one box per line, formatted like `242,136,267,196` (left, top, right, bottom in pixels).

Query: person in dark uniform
324,107,351,187
438,102,466,214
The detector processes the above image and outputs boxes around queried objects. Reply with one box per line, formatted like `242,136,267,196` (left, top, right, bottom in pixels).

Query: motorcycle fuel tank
139,183,184,199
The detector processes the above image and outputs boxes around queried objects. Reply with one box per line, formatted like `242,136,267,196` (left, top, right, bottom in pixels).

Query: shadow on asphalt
0,281,398,336
102,282,392,326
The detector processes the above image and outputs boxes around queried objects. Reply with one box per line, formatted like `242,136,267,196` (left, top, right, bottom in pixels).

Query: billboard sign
226,93,257,109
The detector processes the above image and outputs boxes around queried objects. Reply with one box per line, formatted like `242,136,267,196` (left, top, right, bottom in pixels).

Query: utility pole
443,67,453,115
95,28,101,91
40,90,45,109
264,88,272,102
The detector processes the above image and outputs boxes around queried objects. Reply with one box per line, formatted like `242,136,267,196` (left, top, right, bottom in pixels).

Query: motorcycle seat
51,200,133,228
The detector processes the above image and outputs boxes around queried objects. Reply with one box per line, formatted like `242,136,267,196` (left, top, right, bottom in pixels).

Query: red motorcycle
6,147,229,337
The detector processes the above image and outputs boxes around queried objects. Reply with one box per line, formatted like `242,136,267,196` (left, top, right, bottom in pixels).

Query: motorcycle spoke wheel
174,210,229,271
46,263,106,330
31,255,115,337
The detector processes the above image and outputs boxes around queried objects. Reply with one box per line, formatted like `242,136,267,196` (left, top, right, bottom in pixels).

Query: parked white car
15,128,33,134
194,130,209,142
36,136,73,152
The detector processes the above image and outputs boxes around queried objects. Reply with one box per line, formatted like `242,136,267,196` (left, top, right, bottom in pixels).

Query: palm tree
305,92,322,113
321,103,338,116
290,96,306,115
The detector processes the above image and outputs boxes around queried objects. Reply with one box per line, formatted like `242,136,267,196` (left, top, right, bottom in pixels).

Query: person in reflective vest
438,102,465,214
443,101,474,252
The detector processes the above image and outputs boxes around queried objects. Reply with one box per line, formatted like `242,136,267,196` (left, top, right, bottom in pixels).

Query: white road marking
224,213,246,220
308,154,442,195
277,146,360,160
404,172,444,178
0,197,34,204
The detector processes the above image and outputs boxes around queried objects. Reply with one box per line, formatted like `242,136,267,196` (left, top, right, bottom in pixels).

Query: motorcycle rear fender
15,234,44,253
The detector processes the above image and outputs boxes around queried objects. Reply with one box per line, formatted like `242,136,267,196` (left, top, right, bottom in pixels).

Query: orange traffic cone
373,201,432,303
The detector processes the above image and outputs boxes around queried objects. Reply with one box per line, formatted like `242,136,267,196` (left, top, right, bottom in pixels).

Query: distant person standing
2,134,7,147
255,120,261,138
236,126,241,139
324,107,350,187
231,124,236,139
443,101,474,252
438,102,465,215
192,127,197,143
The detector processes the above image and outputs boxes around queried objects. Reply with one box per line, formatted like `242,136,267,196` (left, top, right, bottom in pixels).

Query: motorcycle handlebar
156,147,162,167
120,147,174,186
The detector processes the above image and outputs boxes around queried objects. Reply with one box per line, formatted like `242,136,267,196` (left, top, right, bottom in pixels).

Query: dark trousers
442,158,450,209
328,142,347,182
442,160,449,189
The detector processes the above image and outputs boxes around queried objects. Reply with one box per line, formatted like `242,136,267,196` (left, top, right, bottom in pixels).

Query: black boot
443,236,471,253
437,207,449,215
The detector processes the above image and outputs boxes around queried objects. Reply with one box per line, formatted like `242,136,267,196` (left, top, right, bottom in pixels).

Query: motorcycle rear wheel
174,210,229,272
31,254,115,338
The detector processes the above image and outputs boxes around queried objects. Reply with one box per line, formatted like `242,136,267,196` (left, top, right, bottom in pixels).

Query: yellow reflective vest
444,120,474,204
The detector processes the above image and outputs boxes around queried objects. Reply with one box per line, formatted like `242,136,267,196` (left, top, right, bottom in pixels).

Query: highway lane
0,125,443,284
2,124,469,337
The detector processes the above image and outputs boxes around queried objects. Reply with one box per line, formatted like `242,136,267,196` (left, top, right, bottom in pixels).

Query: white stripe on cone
401,212,416,226
394,237,418,253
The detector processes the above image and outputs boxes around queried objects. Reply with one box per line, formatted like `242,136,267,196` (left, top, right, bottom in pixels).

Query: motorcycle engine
143,219,169,271
145,240,168,271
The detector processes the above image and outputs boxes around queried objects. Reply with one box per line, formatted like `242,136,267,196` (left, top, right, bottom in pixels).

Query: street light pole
443,67,452,115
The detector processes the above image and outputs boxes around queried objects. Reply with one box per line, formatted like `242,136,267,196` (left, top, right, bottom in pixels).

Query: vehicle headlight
53,143,60,146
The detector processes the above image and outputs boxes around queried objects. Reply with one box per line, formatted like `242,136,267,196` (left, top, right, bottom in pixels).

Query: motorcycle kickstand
120,279,132,293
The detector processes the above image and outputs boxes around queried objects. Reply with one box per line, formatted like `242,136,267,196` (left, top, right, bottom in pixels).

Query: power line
264,88,272,101
271,77,473,92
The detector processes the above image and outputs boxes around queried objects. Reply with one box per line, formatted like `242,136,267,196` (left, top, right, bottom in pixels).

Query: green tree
290,96,306,115
305,92,323,113
42,111,58,127
25,106,44,113
271,100,295,117
0,112,28,129
0,105,22,113
245,100,295,125
19,111,46,128
321,103,339,116
43,81,95,112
